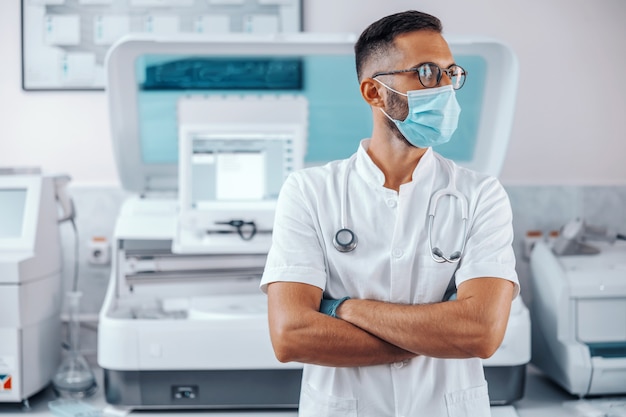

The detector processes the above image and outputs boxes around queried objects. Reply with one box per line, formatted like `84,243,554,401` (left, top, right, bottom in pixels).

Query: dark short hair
354,10,443,81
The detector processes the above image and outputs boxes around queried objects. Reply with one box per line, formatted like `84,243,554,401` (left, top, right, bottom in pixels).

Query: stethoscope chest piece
333,228,358,252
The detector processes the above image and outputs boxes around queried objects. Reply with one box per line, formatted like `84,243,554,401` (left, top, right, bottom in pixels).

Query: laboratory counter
2,365,618,417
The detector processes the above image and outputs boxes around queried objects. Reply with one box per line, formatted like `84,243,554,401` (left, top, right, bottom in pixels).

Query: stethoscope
333,155,469,264
333,157,359,252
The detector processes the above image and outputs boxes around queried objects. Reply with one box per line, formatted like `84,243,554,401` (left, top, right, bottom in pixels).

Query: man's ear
360,78,386,108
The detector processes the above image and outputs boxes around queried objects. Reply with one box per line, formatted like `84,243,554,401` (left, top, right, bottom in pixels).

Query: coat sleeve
260,172,328,293
454,176,520,298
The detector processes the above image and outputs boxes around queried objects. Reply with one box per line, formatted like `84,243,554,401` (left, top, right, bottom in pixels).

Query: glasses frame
372,62,467,90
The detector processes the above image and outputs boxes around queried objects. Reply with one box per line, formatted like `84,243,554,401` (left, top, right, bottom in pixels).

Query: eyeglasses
372,63,467,90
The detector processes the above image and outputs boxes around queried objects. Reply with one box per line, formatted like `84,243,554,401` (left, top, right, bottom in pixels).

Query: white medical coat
261,140,520,417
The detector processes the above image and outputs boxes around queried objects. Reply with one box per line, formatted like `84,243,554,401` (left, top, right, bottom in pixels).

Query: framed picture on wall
21,0,303,91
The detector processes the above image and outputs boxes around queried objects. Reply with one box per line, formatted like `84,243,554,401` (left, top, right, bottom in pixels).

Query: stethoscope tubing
333,155,358,252
427,160,469,263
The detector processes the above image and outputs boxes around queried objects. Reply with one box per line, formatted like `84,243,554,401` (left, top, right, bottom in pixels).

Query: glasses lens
448,65,466,90
418,63,440,88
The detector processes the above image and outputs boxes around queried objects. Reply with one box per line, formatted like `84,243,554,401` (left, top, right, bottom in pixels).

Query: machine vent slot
588,342,626,358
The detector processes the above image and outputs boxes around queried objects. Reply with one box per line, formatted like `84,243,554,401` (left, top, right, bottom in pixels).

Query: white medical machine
530,232,626,397
0,169,73,405
97,33,529,409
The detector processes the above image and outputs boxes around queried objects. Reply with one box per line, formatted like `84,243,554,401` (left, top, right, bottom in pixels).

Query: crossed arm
266,277,515,367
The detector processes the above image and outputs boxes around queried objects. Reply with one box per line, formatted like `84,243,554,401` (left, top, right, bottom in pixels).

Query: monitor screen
190,134,291,205
0,189,27,239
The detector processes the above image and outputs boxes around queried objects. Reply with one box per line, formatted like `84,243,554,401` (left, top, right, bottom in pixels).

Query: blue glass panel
135,54,486,165
302,55,371,163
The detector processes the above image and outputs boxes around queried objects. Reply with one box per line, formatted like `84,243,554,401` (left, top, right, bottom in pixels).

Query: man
261,10,519,417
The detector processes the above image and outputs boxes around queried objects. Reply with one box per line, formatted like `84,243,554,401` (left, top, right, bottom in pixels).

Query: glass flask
52,291,98,398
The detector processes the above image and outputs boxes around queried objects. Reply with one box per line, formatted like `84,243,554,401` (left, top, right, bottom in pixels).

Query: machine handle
53,174,76,223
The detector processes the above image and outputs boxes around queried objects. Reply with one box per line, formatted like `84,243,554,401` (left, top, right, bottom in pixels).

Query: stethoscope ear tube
429,214,467,263
427,161,469,263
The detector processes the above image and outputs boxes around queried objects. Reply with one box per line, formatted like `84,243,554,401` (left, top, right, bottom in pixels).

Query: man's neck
367,132,427,192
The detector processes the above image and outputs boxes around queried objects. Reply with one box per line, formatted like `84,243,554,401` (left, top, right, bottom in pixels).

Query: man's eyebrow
409,61,458,69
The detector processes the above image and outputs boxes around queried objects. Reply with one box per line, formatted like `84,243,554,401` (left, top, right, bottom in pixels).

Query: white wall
1,0,625,186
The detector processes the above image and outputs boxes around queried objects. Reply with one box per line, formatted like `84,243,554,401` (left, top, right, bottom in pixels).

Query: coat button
393,359,410,369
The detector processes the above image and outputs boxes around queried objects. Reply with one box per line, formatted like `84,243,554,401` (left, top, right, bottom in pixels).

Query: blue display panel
143,58,303,90
135,54,485,165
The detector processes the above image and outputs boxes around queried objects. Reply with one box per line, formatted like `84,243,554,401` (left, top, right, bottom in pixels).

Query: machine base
103,368,302,409
485,364,526,405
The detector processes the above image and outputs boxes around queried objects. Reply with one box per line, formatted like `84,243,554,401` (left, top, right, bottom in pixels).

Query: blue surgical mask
376,81,461,148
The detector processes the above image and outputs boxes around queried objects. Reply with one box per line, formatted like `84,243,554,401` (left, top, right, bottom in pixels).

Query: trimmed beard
384,90,413,147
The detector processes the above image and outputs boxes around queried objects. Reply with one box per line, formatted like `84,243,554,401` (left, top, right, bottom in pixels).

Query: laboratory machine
97,33,530,409
0,169,73,405
530,224,626,397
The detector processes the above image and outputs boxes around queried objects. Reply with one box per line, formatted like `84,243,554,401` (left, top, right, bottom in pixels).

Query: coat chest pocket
415,255,459,302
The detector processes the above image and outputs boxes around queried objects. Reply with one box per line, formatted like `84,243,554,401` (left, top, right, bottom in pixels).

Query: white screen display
216,152,266,201
0,189,27,238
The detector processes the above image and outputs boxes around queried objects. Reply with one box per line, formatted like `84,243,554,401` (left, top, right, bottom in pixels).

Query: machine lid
105,33,518,193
